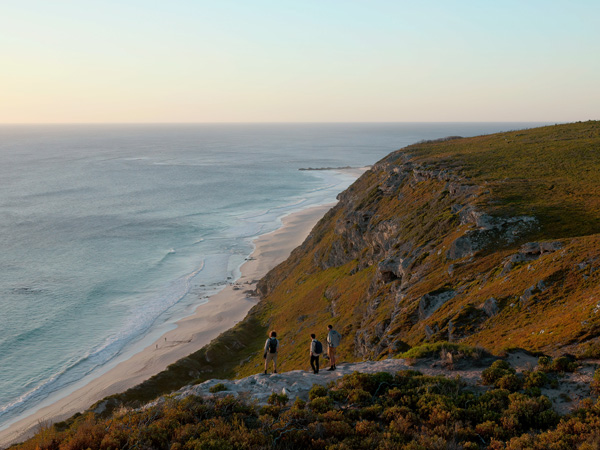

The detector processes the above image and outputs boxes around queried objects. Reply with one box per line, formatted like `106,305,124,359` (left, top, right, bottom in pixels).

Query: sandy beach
0,200,343,448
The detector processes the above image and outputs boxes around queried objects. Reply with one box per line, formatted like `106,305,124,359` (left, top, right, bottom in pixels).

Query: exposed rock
482,297,499,317
173,360,411,407
447,319,455,341
520,280,548,304
424,324,440,339
378,171,407,195
447,182,478,198
520,241,562,256
520,285,537,303
376,256,410,283
520,242,541,255
418,289,456,320
447,214,538,260
540,241,563,253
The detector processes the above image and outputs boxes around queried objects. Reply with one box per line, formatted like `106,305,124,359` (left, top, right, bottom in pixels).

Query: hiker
263,330,279,374
326,324,342,370
309,333,323,374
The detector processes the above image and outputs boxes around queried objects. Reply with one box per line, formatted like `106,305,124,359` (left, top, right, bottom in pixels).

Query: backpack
328,330,342,348
268,337,278,353
314,340,323,355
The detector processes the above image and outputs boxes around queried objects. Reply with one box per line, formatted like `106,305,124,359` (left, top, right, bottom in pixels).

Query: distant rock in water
298,166,361,171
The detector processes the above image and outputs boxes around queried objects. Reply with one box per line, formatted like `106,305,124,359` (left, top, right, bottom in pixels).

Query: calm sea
0,122,547,428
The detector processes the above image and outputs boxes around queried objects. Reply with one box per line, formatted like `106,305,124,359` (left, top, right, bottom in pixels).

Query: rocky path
173,358,485,406
170,354,596,416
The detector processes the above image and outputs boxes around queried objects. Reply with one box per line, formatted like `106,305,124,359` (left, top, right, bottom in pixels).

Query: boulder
418,289,457,320
482,297,499,317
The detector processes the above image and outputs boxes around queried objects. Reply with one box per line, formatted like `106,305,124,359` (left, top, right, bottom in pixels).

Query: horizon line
0,120,571,126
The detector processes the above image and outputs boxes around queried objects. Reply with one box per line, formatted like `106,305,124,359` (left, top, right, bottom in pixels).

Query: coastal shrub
496,373,523,392
551,356,578,373
308,384,328,400
292,396,306,410
347,388,371,405
538,355,552,370
16,369,600,450
481,360,516,386
328,387,349,403
209,382,228,393
401,341,485,360
502,393,559,432
267,392,288,406
308,396,332,413
538,355,578,373
591,368,600,395
523,370,549,388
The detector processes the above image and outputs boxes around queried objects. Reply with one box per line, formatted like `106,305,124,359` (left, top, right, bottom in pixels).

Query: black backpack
268,337,278,353
314,340,323,355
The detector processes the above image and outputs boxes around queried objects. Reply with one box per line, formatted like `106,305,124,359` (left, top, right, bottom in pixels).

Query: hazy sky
2,0,598,123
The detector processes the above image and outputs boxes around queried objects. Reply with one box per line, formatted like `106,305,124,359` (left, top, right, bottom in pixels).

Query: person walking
309,333,323,374
263,330,279,374
326,324,341,370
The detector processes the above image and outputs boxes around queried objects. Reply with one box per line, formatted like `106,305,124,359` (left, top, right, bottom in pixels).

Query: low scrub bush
208,382,228,393
523,370,550,388
14,369,600,450
267,392,288,406
481,360,516,386
538,355,578,373
591,368,600,395
308,384,328,400
401,341,486,360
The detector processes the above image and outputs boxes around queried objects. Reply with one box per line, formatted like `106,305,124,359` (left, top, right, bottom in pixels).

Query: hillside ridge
32,121,600,424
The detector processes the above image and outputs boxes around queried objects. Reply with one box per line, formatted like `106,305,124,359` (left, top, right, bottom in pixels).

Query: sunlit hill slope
104,121,600,409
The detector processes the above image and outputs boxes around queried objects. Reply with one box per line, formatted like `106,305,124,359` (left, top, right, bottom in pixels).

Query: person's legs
328,347,337,369
265,353,274,373
310,355,319,373
272,353,278,373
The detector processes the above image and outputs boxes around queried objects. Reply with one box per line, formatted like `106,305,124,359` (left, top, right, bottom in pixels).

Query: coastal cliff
245,121,600,371
100,121,600,410
8,121,600,450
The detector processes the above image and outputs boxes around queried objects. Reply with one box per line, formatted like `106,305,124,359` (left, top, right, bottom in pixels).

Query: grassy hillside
406,121,600,239
234,121,600,376
22,121,600,426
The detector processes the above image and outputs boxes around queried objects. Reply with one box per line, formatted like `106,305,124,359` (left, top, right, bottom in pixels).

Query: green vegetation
401,341,486,360
406,121,600,240
208,383,228,393
537,355,579,373
15,370,600,450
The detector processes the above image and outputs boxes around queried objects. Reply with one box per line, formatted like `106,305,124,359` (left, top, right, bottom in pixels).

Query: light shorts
266,352,277,366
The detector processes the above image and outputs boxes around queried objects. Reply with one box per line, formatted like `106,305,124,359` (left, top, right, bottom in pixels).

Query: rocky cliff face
249,123,600,371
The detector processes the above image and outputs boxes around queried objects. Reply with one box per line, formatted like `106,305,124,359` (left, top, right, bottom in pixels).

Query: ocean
0,122,547,429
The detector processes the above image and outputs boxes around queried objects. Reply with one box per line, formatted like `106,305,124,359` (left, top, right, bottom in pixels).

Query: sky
1,0,599,123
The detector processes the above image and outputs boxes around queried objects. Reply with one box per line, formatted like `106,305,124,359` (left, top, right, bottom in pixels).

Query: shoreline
0,201,339,447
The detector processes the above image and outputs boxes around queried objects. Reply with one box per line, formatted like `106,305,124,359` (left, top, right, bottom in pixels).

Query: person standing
326,324,341,370
309,333,323,374
263,330,279,374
